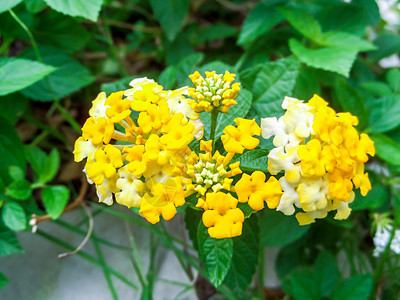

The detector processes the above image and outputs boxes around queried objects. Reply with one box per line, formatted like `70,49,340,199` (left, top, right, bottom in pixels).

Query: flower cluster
261,95,375,225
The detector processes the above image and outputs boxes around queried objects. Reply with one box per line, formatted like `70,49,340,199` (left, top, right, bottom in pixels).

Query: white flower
89,92,109,119
373,224,392,257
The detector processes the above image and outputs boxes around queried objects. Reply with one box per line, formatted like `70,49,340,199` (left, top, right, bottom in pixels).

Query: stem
54,101,82,134
8,9,42,62
210,109,219,150
257,247,265,299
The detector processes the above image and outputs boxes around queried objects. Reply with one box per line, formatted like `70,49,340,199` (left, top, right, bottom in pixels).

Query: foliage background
1,0,400,299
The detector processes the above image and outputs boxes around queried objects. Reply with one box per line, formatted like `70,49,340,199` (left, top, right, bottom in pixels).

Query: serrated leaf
184,206,202,251
39,148,60,183
21,49,95,101
0,273,9,289
371,134,400,166
0,0,23,13
0,58,55,96
259,209,309,247
42,185,70,219
0,225,23,256
241,57,299,118
386,68,400,93
5,179,32,200
330,274,372,300
334,78,368,129
238,4,283,46
2,201,26,231
8,166,24,181
368,95,400,133
149,0,190,41
197,222,233,287
44,0,103,22
231,149,269,173
289,38,357,77
224,215,259,296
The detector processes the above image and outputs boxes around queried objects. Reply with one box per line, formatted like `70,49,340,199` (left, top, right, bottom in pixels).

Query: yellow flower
81,117,114,145
188,70,240,113
221,118,261,154
73,137,100,162
235,171,282,210
115,166,144,208
105,91,132,123
202,192,244,238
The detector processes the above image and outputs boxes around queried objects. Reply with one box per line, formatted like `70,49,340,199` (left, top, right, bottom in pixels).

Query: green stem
210,109,219,150
54,101,82,133
8,9,42,62
257,247,265,299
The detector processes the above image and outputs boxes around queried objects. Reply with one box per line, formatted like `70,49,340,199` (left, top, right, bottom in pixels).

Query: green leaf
158,66,177,90
334,78,368,129
238,4,283,46
184,206,202,251
175,53,204,86
0,0,23,13
24,0,47,14
149,0,190,41
279,6,322,41
0,94,28,125
0,273,9,289
101,76,136,95
361,81,392,97
330,274,372,300
0,225,23,256
5,179,32,200
351,184,388,210
259,209,309,247
39,149,60,183
0,116,26,184
32,11,90,53
241,57,299,118
8,166,24,181
224,215,259,296
2,201,27,231
21,49,95,101
316,31,376,52
369,33,400,61
386,68,400,93
44,0,103,22
367,95,400,133
276,243,303,279
282,268,320,300
197,222,233,287
289,38,357,77
24,146,47,178
231,149,269,173
42,185,70,219
371,134,400,166
200,24,237,43
0,58,55,96
293,66,321,100
201,89,252,140
314,251,339,297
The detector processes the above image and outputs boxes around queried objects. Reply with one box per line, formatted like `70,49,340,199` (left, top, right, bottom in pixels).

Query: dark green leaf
101,76,136,95
0,0,23,13
0,225,23,256
200,24,237,43
238,4,283,46
330,274,372,300
231,149,269,173
2,201,27,231
276,243,303,279
351,184,388,210
361,81,392,97
237,202,257,219
184,206,202,251
241,57,299,118
334,78,368,129
371,134,400,165
5,179,32,200
368,95,400,133
24,146,47,178
44,0,103,22
369,33,400,61
314,251,338,297
149,0,190,41
21,49,95,101
293,66,321,100
0,273,9,289
0,94,28,125
0,58,55,96
42,185,70,219
39,148,60,183
158,66,177,90
289,38,357,77
197,222,233,287
259,209,309,247
224,215,259,296
175,53,204,86
386,68,400,93
282,268,320,300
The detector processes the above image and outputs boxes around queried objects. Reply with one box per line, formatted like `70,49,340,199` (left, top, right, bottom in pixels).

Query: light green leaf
0,58,55,96
0,0,23,13
197,222,233,288
39,149,60,183
289,38,357,77
8,166,24,181
386,68,400,93
361,81,392,97
334,78,368,129
371,134,400,165
21,49,95,101
238,4,283,46
42,185,70,219
259,209,309,247
158,66,177,90
330,274,372,300
0,225,23,256
279,6,322,41
24,146,47,178
224,215,259,296
368,95,400,133
241,57,299,118
44,0,103,22
316,31,376,52
2,201,27,231
231,149,269,173
24,0,47,14
5,179,32,200
149,0,190,41
0,273,9,289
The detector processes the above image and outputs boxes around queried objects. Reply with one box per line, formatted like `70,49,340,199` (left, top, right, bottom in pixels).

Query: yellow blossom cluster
261,95,375,225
